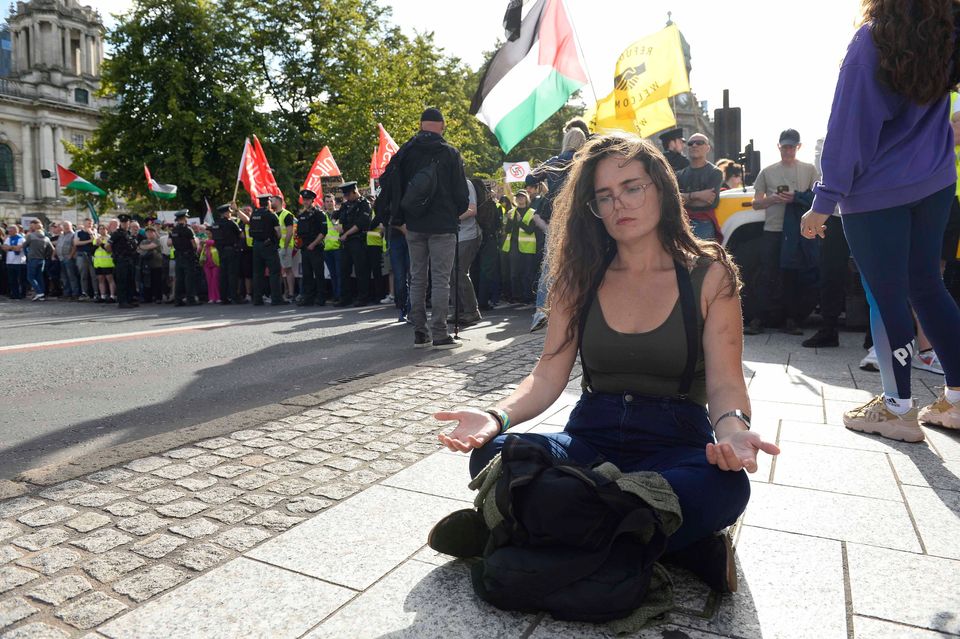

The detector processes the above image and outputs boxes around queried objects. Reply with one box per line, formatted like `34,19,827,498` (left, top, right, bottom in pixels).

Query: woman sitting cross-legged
433,134,780,593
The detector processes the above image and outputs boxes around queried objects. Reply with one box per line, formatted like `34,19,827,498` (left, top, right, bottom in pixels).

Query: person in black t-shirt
210,204,245,304
249,194,285,305
167,211,200,306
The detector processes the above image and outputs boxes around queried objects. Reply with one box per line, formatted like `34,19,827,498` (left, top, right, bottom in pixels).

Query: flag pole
560,0,599,107
232,137,248,204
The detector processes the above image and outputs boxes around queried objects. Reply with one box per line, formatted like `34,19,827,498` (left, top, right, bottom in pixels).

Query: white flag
503,161,531,183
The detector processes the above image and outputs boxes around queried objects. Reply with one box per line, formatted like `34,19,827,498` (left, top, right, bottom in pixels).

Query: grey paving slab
778,419,916,454
747,376,824,406
733,526,846,639
772,441,902,501
246,485,465,590
853,616,956,638
750,400,823,428
890,450,960,492
380,452,474,503
98,557,353,639
924,427,960,462
743,483,921,552
847,544,960,635
901,485,960,560
305,559,533,639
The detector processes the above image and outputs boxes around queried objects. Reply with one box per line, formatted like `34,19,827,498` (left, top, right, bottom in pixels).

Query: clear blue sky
99,0,863,163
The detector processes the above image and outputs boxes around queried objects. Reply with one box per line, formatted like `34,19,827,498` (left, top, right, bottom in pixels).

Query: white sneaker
380,295,394,304
913,349,944,375
31,293,45,301
859,346,879,372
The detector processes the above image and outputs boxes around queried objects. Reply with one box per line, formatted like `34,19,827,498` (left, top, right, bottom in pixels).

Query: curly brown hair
545,134,741,354
863,0,960,104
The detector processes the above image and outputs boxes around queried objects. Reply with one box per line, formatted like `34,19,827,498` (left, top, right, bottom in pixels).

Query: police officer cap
339,181,358,194
257,194,272,206
658,128,685,146
215,203,232,215
117,213,132,222
174,211,189,219
300,188,317,200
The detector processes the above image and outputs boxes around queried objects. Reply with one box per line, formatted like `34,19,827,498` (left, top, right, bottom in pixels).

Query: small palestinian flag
470,0,587,153
144,164,178,199
56,164,106,196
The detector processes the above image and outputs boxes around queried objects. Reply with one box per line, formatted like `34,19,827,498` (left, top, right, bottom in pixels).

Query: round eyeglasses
587,182,655,218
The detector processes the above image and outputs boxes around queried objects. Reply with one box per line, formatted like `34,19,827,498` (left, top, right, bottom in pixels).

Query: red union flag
371,123,399,179
238,135,280,200
300,146,341,203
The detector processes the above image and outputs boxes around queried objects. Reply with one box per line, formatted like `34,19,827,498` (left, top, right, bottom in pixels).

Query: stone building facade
0,0,111,224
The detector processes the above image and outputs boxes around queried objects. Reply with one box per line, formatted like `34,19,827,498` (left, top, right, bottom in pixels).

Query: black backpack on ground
470,436,669,622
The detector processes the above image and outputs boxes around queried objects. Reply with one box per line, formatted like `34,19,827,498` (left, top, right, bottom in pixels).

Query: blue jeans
61,257,80,297
26,259,45,295
324,249,341,300
534,247,551,314
389,233,411,316
842,185,960,394
690,217,717,241
470,391,751,553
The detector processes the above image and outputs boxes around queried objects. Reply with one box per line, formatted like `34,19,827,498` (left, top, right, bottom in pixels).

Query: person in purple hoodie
801,0,960,441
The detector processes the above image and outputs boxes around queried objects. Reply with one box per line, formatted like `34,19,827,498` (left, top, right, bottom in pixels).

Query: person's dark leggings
819,216,850,330
842,185,960,397
469,392,750,553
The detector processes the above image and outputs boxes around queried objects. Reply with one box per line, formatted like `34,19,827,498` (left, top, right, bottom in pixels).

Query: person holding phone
745,129,821,335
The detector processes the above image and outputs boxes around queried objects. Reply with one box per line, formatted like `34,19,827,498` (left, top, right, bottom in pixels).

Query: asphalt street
0,298,533,479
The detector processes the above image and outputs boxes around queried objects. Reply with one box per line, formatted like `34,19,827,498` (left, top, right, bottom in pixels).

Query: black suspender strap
577,251,615,392
675,261,699,398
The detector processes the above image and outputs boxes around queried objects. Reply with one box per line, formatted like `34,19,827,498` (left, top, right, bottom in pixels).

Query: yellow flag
585,24,691,137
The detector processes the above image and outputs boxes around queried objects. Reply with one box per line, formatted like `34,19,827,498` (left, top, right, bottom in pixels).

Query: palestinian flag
144,164,177,199
56,164,106,196
470,0,587,153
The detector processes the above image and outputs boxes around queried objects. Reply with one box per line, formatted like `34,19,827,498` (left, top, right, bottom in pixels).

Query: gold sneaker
842,395,924,442
919,391,960,430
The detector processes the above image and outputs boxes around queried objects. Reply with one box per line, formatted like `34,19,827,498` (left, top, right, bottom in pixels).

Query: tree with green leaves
71,0,264,213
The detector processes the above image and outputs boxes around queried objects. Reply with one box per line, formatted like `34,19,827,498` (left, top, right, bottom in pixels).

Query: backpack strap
675,260,698,399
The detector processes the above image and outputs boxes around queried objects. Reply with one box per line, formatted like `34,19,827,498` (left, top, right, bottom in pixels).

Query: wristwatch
713,409,751,431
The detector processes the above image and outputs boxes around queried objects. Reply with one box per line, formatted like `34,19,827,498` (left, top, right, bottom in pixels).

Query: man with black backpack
377,107,470,349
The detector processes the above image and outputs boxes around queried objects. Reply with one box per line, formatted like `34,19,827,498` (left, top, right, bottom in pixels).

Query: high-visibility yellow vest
278,209,297,249
366,227,383,248
324,212,340,251
501,207,537,255
243,222,253,247
200,244,220,267
92,239,113,268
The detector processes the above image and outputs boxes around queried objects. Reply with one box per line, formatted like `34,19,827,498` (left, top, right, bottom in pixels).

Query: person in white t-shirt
3,224,27,299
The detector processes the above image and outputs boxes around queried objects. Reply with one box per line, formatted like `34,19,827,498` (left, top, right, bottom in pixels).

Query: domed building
0,0,112,224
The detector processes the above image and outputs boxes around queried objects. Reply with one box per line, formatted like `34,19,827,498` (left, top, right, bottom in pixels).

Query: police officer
249,193,286,305
296,189,328,306
167,211,200,306
659,127,690,174
322,193,342,303
110,213,140,309
333,181,372,307
210,203,245,305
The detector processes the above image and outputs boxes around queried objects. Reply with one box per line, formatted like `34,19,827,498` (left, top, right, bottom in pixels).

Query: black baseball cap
779,129,801,146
